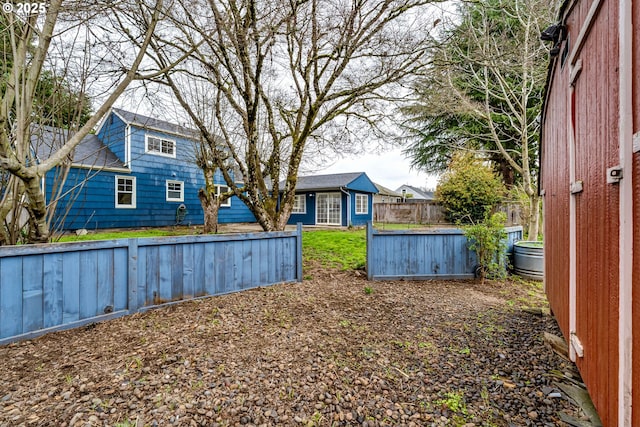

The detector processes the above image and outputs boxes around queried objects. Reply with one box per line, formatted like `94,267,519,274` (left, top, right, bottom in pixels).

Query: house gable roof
395,184,434,200
374,183,402,197
292,172,378,193
111,108,199,140
32,125,127,171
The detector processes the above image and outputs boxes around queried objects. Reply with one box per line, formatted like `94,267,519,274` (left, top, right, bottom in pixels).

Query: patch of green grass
436,391,468,415
59,226,370,271
302,229,366,270
58,228,187,242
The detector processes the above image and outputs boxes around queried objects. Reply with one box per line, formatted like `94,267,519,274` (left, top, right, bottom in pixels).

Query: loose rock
0,268,585,426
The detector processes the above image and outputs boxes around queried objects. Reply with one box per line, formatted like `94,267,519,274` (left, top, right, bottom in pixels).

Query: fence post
296,223,303,282
366,221,374,280
128,239,139,313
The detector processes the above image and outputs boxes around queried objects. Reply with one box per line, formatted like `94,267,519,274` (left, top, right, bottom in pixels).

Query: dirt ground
0,267,586,427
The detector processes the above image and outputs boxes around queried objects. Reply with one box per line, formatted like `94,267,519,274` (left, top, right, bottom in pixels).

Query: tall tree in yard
403,0,555,239
149,0,434,231
0,1,175,244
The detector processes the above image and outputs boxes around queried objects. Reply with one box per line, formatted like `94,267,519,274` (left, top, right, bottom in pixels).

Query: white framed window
166,180,184,202
215,184,232,207
115,176,136,208
145,135,176,158
355,194,368,214
292,194,306,214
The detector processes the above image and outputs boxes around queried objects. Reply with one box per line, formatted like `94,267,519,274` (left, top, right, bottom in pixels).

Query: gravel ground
0,268,586,427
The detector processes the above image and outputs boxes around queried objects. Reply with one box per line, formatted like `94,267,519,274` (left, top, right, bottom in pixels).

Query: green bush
464,212,508,282
435,152,505,223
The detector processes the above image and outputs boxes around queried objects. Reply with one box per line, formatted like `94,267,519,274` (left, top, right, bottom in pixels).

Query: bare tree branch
0,0,169,243
149,0,435,230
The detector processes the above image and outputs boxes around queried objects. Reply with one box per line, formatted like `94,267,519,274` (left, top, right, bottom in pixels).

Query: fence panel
367,222,523,280
0,225,302,344
373,201,523,226
373,201,447,224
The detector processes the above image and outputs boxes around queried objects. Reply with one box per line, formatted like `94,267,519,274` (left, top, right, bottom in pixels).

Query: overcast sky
314,147,438,192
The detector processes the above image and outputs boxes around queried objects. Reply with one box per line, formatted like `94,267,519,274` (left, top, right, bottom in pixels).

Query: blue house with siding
285,172,378,226
41,108,256,230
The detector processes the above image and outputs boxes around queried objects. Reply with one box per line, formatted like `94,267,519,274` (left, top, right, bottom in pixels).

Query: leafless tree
149,0,434,231
406,0,554,239
0,0,177,244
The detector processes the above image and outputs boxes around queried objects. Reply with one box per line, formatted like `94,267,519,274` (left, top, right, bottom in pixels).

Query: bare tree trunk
0,177,21,245
528,194,540,240
0,0,170,245
197,166,235,234
198,188,221,234
23,174,49,243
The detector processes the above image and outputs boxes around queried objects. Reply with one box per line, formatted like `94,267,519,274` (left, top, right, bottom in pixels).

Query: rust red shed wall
541,0,628,425
541,60,570,339
572,2,620,423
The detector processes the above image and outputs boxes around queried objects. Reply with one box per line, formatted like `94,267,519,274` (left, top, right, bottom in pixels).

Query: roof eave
113,109,199,141
71,163,131,173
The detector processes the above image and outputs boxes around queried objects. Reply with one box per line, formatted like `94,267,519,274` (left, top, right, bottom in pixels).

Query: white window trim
292,194,306,214
355,193,368,215
215,184,232,207
145,134,176,158
125,125,131,166
115,175,136,209
166,180,184,202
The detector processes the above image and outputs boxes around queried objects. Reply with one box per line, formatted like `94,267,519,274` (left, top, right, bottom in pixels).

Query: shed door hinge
570,332,584,358
570,181,583,194
607,166,623,184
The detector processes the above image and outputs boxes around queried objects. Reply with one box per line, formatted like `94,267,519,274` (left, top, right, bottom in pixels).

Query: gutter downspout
618,0,633,423
340,187,350,227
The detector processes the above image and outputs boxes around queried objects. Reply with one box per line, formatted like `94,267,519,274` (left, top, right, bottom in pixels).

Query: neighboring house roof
32,125,127,170
374,183,402,197
395,184,434,200
111,107,199,139
290,172,379,193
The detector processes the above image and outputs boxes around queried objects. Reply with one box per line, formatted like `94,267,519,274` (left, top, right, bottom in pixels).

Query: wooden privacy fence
373,201,447,224
0,225,302,345
374,201,523,226
366,222,523,280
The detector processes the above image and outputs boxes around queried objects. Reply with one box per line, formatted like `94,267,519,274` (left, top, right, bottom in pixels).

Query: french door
316,193,341,225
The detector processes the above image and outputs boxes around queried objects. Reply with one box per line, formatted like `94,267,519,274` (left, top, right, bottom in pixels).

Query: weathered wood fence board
373,201,447,224
374,201,523,226
366,222,523,280
0,225,302,344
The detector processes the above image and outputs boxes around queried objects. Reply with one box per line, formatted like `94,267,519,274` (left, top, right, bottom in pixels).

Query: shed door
316,193,341,225
570,16,620,421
